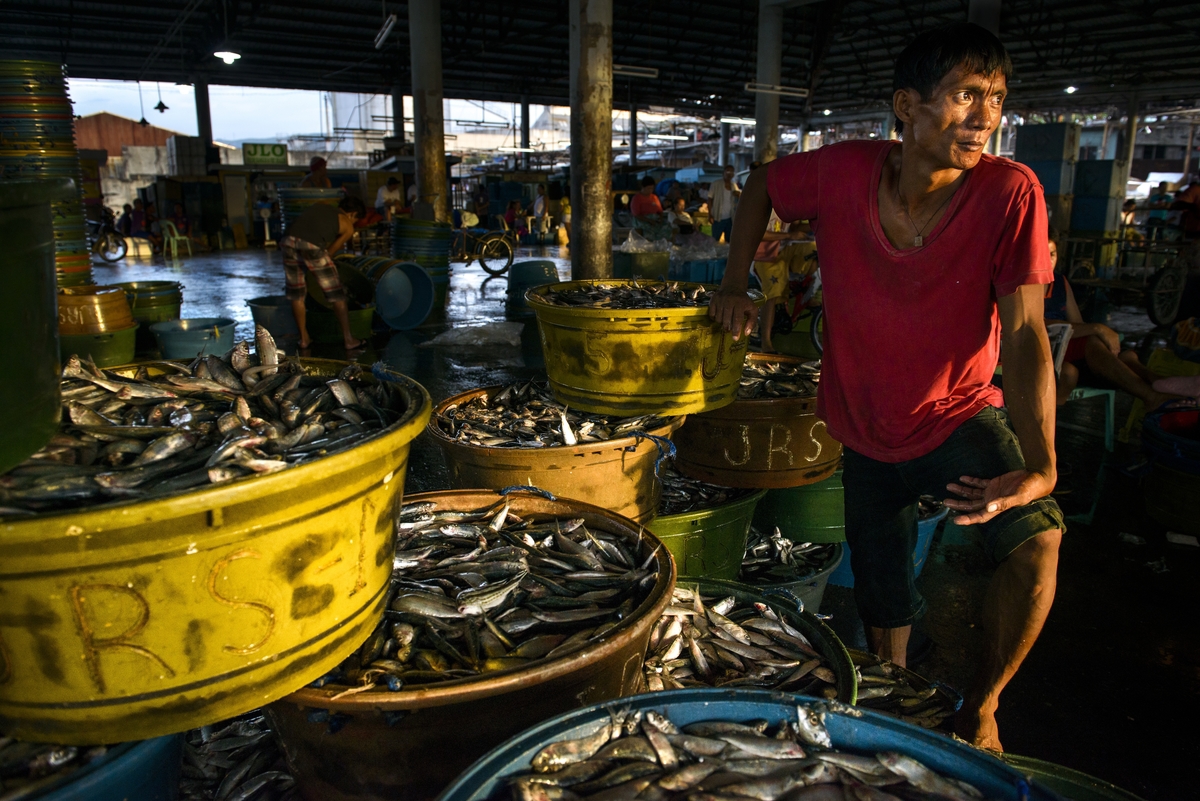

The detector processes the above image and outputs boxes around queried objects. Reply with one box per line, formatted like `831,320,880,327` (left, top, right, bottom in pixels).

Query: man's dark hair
641,176,656,188
338,195,366,216
892,22,1011,134
386,176,400,186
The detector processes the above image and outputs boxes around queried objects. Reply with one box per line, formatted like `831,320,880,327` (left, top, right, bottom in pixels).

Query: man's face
897,64,1006,170
1048,240,1057,270
723,167,734,180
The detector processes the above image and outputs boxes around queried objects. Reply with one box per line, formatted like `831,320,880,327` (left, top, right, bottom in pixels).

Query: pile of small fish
738,528,839,586
738,360,820,400
0,737,110,798
179,712,295,801
659,467,752,517
849,652,961,732
437,381,668,449
309,498,661,696
506,706,988,801
0,326,405,515
540,282,714,310
642,587,839,699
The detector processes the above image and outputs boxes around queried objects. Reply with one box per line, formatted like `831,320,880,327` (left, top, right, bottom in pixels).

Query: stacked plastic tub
0,60,91,287
392,218,453,315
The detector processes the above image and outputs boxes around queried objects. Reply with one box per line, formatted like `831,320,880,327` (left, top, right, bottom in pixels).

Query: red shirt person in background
630,176,663,218
710,23,1063,751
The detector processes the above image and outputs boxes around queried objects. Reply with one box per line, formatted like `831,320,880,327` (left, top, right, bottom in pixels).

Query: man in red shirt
630,176,664,218
711,23,1062,751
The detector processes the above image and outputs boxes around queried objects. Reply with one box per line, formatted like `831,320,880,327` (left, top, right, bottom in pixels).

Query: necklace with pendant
896,166,958,247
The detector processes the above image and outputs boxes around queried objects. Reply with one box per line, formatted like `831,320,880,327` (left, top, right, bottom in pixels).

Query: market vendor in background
375,176,403,221
708,165,741,243
300,156,332,189
281,195,367,351
711,22,1063,751
631,176,673,240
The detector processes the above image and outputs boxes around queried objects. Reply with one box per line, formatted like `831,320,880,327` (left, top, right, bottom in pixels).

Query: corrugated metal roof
3,1,1199,120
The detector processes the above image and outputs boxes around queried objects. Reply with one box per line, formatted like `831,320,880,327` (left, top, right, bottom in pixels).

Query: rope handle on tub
498,485,558,501
628,431,676,479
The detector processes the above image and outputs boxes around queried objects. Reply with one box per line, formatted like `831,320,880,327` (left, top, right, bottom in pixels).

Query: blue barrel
506,260,560,318
247,295,300,344
828,505,949,588
34,735,182,800
437,688,1058,801
360,259,434,330
392,219,452,313
149,317,236,359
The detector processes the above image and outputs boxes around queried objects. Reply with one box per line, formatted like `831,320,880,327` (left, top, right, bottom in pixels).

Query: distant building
74,112,183,156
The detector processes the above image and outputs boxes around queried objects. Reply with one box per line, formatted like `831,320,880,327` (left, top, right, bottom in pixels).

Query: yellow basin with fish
0,359,431,744
526,280,764,416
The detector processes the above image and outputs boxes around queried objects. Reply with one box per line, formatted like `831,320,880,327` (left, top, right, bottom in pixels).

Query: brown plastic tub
428,386,684,523
674,353,842,488
267,488,677,801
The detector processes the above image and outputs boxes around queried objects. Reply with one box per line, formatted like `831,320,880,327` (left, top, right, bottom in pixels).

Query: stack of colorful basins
0,60,91,287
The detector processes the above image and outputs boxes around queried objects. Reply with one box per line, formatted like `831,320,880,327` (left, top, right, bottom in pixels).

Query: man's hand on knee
943,469,1056,525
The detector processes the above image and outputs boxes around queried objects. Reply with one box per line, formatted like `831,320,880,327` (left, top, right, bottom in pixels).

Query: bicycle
772,251,824,356
451,216,520,276
88,207,127,262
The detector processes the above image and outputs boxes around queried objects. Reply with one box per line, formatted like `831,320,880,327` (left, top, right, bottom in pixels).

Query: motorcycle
88,207,128,262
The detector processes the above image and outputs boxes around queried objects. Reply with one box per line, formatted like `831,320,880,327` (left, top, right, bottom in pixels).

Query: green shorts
841,406,1065,629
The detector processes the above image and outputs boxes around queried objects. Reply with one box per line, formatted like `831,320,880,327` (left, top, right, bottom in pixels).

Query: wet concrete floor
92,246,1198,799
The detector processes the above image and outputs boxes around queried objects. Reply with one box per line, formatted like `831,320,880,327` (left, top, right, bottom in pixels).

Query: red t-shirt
631,192,663,217
766,141,1052,462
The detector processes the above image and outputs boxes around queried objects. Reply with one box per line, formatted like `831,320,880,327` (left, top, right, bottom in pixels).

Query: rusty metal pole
409,0,449,223
569,0,613,279
753,0,783,163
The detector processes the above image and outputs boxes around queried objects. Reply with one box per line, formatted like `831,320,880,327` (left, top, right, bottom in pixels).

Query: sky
67,79,547,144
68,79,329,143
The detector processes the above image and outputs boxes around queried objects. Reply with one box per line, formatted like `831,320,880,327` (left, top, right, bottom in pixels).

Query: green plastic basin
648,489,766,579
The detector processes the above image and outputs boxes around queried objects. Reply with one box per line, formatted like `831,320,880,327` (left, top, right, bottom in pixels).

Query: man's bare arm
944,284,1057,524
709,167,773,338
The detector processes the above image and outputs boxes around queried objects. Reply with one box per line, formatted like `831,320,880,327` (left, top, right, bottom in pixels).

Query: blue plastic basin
437,688,1059,801
827,506,950,589
149,317,237,359
33,735,182,800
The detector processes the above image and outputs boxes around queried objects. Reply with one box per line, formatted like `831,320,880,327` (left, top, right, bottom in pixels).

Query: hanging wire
137,81,149,126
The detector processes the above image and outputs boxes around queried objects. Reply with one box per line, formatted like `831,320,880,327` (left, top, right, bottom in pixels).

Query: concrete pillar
718,122,730,165
1121,97,1139,170
753,0,783,163
520,96,531,170
391,83,406,142
629,103,638,167
409,0,449,223
569,0,613,279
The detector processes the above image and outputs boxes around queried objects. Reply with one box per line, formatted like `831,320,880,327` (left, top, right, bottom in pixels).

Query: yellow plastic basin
0,359,431,744
526,280,764,416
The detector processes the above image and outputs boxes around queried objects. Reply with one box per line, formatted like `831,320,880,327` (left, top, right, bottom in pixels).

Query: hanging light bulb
154,82,169,113
214,51,241,65
137,81,149,126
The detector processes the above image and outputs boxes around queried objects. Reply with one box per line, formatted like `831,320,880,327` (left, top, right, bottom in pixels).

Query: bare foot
955,706,1003,752
344,337,367,351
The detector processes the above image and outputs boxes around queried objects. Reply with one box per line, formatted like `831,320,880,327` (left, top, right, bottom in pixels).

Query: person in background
504,200,527,234
300,156,332,189
752,206,811,352
375,177,403,221
407,182,419,208
1171,178,1200,237
530,184,549,233
473,184,491,225
1119,199,1142,240
708,165,741,243
169,202,189,236
281,195,368,351
560,195,572,241
1044,238,1177,408
141,201,164,252
630,176,663,218
1146,181,1172,239
116,203,133,237
667,197,694,233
